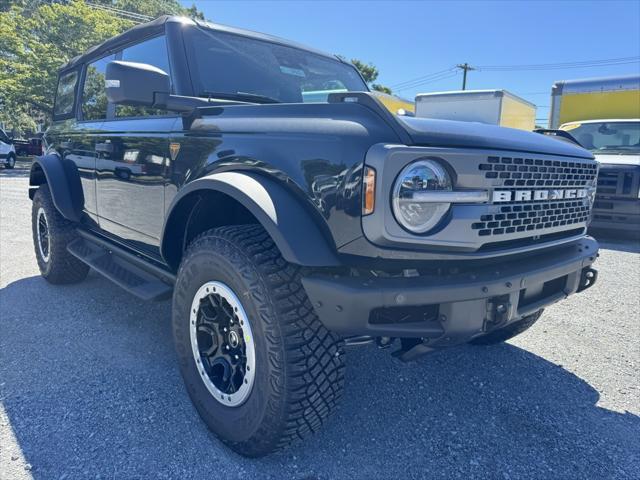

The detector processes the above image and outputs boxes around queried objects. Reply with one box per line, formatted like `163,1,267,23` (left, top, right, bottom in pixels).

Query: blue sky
182,0,640,123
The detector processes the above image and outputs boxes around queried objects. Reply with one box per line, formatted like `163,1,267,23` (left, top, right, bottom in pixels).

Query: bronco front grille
471,198,591,236
479,155,598,188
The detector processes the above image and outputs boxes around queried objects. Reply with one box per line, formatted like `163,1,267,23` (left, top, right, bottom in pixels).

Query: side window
115,35,171,118
82,55,115,121
53,70,78,117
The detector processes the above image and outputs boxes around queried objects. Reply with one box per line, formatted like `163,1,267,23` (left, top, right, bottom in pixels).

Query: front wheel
172,225,345,457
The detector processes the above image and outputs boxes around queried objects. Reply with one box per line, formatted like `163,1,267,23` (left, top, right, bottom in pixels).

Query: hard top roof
60,15,341,72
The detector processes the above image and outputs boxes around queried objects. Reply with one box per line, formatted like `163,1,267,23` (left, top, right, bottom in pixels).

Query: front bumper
303,237,598,347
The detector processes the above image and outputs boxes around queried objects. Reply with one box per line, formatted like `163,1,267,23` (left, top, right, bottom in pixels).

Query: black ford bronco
30,16,599,457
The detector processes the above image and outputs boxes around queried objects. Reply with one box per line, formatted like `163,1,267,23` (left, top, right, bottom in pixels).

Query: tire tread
32,185,89,284
178,224,344,456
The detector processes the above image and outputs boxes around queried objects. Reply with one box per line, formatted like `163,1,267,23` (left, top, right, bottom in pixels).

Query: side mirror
105,61,170,107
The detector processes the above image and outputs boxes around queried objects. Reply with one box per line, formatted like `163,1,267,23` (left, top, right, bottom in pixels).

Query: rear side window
54,70,78,117
115,35,171,118
82,54,115,121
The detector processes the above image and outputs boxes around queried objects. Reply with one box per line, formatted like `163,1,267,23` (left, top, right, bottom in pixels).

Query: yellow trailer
549,75,640,128
301,89,414,115
370,91,415,115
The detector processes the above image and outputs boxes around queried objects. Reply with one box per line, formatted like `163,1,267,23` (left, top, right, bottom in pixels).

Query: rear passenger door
95,35,178,256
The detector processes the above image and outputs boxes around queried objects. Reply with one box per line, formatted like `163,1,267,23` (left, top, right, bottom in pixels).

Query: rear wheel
5,153,15,169
172,225,345,457
31,185,89,284
470,310,543,345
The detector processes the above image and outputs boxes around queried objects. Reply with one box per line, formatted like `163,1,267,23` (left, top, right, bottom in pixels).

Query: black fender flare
161,171,341,268
29,154,84,222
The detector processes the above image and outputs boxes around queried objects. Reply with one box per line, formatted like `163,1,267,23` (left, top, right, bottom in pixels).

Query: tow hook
577,267,598,292
487,294,512,329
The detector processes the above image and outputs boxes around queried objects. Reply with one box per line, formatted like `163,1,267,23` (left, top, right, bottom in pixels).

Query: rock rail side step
67,230,174,301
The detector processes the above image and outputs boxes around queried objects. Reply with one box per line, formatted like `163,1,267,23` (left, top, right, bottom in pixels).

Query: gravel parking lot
1,161,639,479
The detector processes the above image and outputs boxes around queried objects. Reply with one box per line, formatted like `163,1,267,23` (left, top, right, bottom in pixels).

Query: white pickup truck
560,119,640,233
0,128,17,169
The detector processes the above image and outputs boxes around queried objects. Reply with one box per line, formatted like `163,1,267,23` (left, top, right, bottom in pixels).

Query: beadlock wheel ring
189,281,256,407
36,206,50,263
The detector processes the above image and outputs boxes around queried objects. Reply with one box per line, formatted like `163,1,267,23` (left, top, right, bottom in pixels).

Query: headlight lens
392,159,452,233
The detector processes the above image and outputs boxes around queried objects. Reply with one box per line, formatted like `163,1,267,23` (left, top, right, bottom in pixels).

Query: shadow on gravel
1,274,638,479
0,164,31,178
590,230,640,253
597,239,640,254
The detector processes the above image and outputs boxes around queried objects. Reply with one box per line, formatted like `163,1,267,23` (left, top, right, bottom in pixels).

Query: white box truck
550,75,640,234
415,89,536,131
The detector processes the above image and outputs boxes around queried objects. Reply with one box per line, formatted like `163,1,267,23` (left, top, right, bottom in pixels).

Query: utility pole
456,63,476,90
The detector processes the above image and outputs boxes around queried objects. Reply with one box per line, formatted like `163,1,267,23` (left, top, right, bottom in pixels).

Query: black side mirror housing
105,61,170,107
105,60,213,113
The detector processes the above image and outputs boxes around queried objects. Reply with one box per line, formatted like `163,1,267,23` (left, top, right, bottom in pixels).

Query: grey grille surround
362,144,597,252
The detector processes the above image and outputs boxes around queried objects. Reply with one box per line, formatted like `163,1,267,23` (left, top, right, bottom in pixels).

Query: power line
85,2,153,23
389,68,456,89
477,56,640,71
393,71,460,92
391,56,639,94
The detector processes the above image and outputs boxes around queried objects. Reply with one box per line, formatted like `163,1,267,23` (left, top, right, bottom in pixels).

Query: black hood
397,116,594,159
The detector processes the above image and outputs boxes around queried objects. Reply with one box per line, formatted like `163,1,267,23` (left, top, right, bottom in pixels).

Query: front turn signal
363,166,376,215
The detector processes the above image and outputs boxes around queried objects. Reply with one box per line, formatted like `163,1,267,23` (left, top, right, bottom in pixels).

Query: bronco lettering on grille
492,189,588,203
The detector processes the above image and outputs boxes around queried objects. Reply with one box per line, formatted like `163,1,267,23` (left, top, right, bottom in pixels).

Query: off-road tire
172,225,345,457
470,309,543,345
31,185,89,284
5,153,15,169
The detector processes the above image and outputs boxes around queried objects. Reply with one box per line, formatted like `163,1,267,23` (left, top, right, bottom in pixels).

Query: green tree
0,0,203,135
350,58,392,94
92,0,204,20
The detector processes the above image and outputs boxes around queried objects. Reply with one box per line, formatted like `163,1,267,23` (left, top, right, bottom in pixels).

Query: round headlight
392,159,452,233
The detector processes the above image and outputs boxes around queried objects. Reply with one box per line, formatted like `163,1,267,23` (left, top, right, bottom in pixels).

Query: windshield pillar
166,20,195,97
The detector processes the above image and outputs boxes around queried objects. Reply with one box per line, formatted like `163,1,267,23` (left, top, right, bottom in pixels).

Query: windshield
184,27,368,104
561,121,640,154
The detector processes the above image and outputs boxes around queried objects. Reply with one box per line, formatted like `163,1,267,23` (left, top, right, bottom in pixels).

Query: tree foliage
91,0,204,20
0,0,202,135
350,59,392,94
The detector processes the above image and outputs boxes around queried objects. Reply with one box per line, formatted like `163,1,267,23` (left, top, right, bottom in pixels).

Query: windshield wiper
198,91,281,104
